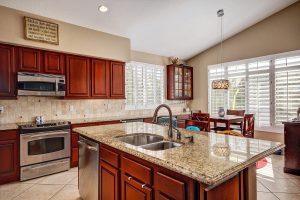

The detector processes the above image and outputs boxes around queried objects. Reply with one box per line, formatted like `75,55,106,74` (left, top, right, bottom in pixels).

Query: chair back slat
243,114,255,138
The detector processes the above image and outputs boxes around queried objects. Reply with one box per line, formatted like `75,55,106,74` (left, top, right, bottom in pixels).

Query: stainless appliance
19,121,70,181
78,136,99,200
17,72,65,96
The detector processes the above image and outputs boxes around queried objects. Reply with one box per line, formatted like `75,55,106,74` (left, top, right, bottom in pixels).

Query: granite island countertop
74,122,284,186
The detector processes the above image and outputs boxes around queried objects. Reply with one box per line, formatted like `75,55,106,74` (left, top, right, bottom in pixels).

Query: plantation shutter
275,56,300,125
125,62,164,109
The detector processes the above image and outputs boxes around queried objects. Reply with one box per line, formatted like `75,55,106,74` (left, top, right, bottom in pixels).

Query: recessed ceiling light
98,5,108,13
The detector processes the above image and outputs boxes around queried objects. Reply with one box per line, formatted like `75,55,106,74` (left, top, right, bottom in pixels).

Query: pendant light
212,9,229,90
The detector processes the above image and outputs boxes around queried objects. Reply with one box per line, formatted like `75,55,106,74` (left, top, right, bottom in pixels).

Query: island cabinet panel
66,55,90,98
91,59,109,98
100,160,119,200
18,47,41,72
121,173,152,200
44,51,65,74
154,172,185,200
110,61,125,98
0,44,16,98
100,146,119,168
283,122,300,175
121,157,152,185
0,130,19,185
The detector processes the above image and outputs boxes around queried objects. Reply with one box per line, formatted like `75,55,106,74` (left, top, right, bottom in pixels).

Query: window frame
208,50,300,133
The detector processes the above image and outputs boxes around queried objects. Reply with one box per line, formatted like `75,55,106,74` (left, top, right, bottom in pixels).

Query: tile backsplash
0,97,188,124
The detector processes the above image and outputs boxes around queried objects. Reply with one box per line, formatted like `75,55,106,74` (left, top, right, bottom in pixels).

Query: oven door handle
28,131,69,138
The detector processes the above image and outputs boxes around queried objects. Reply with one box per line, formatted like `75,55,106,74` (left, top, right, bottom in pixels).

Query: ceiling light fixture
98,5,108,13
212,9,229,90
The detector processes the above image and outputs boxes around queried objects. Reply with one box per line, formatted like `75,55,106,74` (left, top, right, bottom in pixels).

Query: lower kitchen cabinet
99,160,119,200
0,130,19,185
154,172,185,200
121,173,152,200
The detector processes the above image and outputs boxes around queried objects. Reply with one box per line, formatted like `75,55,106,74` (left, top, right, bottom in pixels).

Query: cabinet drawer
154,172,185,200
100,146,119,168
121,157,151,185
0,130,18,141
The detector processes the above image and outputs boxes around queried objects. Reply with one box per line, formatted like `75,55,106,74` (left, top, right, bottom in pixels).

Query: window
208,51,300,131
125,61,164,109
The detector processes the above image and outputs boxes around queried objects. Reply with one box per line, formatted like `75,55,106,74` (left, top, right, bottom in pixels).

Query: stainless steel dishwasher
78,136,99,200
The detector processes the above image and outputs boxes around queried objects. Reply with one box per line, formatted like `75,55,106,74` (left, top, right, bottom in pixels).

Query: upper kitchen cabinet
110,61,125,99
0,44,16,98
44,51,65,74
66,55,91,98
167,64,193,100
18,47,41,72
91,59,109,98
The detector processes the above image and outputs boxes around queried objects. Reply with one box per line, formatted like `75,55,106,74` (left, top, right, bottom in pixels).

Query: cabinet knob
128,176,132,181
141,184,146,189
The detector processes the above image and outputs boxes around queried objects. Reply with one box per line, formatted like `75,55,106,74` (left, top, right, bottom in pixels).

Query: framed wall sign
24,17,59,45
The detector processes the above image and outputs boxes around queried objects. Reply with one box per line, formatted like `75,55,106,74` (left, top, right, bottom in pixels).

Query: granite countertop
0,123,19,131
74,122,284,186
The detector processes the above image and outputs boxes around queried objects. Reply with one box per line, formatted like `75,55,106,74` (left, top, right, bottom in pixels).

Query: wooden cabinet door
66,55,90,98
44,51,65,74
110,61,125,98
121,174,152,200
0,130,19,185
0,44,16,98
154,172,185,200
91,59,109,98
18,47,41,72
100,161,119,200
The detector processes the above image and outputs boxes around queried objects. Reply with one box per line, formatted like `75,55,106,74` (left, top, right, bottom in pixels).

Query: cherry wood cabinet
154,172,185,200
0,130,19,185
110,61,125,98
18,47,41,72
0,44,16,98
44,51,65,74
91,59,109,98
283,121,300,175
167,64,193,100
100,160,119,200
66,55,91,98
121,173,152,200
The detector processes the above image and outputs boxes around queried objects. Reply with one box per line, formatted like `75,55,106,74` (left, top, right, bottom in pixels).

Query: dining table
210,115,244,130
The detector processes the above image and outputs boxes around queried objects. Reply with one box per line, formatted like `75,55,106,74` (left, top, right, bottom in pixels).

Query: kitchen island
74,122,284,200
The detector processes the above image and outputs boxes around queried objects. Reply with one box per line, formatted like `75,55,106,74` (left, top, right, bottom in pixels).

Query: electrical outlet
69,105,74,112
0,106,4,114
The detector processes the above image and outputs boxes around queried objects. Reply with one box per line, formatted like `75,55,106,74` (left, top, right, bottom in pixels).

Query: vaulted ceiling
0,0,297,59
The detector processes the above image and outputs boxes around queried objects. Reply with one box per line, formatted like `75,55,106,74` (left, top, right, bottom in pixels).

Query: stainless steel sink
141,141,182,151
116,133,164,146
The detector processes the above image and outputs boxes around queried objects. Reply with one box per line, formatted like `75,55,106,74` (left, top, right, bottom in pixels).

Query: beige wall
0,6,131,62
131,50,170,66
187,2,300,141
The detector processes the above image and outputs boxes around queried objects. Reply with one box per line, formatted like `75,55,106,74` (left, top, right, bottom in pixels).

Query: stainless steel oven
19,121,70,181
17,72,65,96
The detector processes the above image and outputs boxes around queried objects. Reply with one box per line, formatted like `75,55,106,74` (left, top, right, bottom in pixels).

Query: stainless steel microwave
17,72,65,96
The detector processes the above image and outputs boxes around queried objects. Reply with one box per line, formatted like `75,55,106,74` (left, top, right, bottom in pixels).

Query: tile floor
0,154,299,200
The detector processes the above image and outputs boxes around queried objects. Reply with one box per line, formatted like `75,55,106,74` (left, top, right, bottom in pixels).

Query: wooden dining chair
217,114,255,138
227,109,245,130
185,119,210,132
